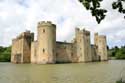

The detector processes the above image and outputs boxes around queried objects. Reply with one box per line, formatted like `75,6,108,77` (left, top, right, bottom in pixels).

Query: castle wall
23,34,33,63
56,42,73,63
31,41,37,63
71,40,78,62
37,21,56,64
91,45,100,61
11,38,23,63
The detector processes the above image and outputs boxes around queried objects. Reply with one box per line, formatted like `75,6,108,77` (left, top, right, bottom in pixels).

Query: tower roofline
75,27,90,35
12,31,34,40
37,21,56,28
99,35,106,38
94,32,98,35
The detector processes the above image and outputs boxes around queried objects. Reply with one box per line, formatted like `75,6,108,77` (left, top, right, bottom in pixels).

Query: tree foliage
79,0,125,23
115,46,125,59
116,78,125,83
112,0,125,16
0,46,11,62
108,46,125,59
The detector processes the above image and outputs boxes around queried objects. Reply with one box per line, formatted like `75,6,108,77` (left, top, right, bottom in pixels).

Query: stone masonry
11,31,34,63
11,21,108,64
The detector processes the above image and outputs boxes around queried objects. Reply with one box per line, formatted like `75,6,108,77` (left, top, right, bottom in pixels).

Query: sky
0,0,125,48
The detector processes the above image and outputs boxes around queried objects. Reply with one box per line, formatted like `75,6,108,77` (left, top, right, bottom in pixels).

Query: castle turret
75,28,92,62
94,33,108,61
37,21,56,64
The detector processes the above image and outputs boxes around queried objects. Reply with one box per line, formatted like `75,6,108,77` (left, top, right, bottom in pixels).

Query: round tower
37,21,56,64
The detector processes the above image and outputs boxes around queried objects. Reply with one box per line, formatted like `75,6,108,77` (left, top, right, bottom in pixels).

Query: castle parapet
94,33,106,39
99,35,106,39
83,29,90,36
75,28,90,36
94,33,98,36
14,31,34,40
37,21,56,28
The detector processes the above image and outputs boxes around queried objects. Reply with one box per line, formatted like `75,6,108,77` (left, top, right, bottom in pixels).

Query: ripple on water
0,60,125,83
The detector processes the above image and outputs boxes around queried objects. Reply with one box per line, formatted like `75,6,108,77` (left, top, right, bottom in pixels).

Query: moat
0,60,125,83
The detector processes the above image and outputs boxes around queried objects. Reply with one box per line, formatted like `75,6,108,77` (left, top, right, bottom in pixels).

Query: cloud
0,0,125,48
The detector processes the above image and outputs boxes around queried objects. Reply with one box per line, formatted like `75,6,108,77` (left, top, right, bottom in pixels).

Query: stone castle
11,21,108,64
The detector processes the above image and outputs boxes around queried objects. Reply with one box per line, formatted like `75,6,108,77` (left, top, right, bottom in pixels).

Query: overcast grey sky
0,0,125,48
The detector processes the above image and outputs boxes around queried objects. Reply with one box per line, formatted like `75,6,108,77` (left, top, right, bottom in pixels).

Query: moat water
0,60,125,83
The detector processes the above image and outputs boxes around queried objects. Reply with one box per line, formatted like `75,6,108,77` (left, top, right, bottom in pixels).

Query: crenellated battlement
82,29,90,35
38,21,52,24
13,31,34,40
99,35,106,39
75,28,90,36
94,32,106,39
37,21,56,28
94,33,98,36
75,28,80,31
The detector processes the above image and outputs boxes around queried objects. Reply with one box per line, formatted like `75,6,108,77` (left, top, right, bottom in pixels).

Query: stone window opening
43,29,45,33
71,53,73,57
43,48,45,53
56,53,58,57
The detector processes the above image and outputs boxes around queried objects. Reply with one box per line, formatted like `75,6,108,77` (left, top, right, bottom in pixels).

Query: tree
115,49,125,59
112,0,125,17
79,0,125,24
112,46,125,59
0,46,11,62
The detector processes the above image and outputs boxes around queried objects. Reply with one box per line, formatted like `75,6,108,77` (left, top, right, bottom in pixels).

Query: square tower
75,28,92,62
11,31,34,63
94,33,108,61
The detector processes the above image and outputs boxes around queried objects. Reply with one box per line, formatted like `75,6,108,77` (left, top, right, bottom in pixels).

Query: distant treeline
0,46,11,62
108,46,125,59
